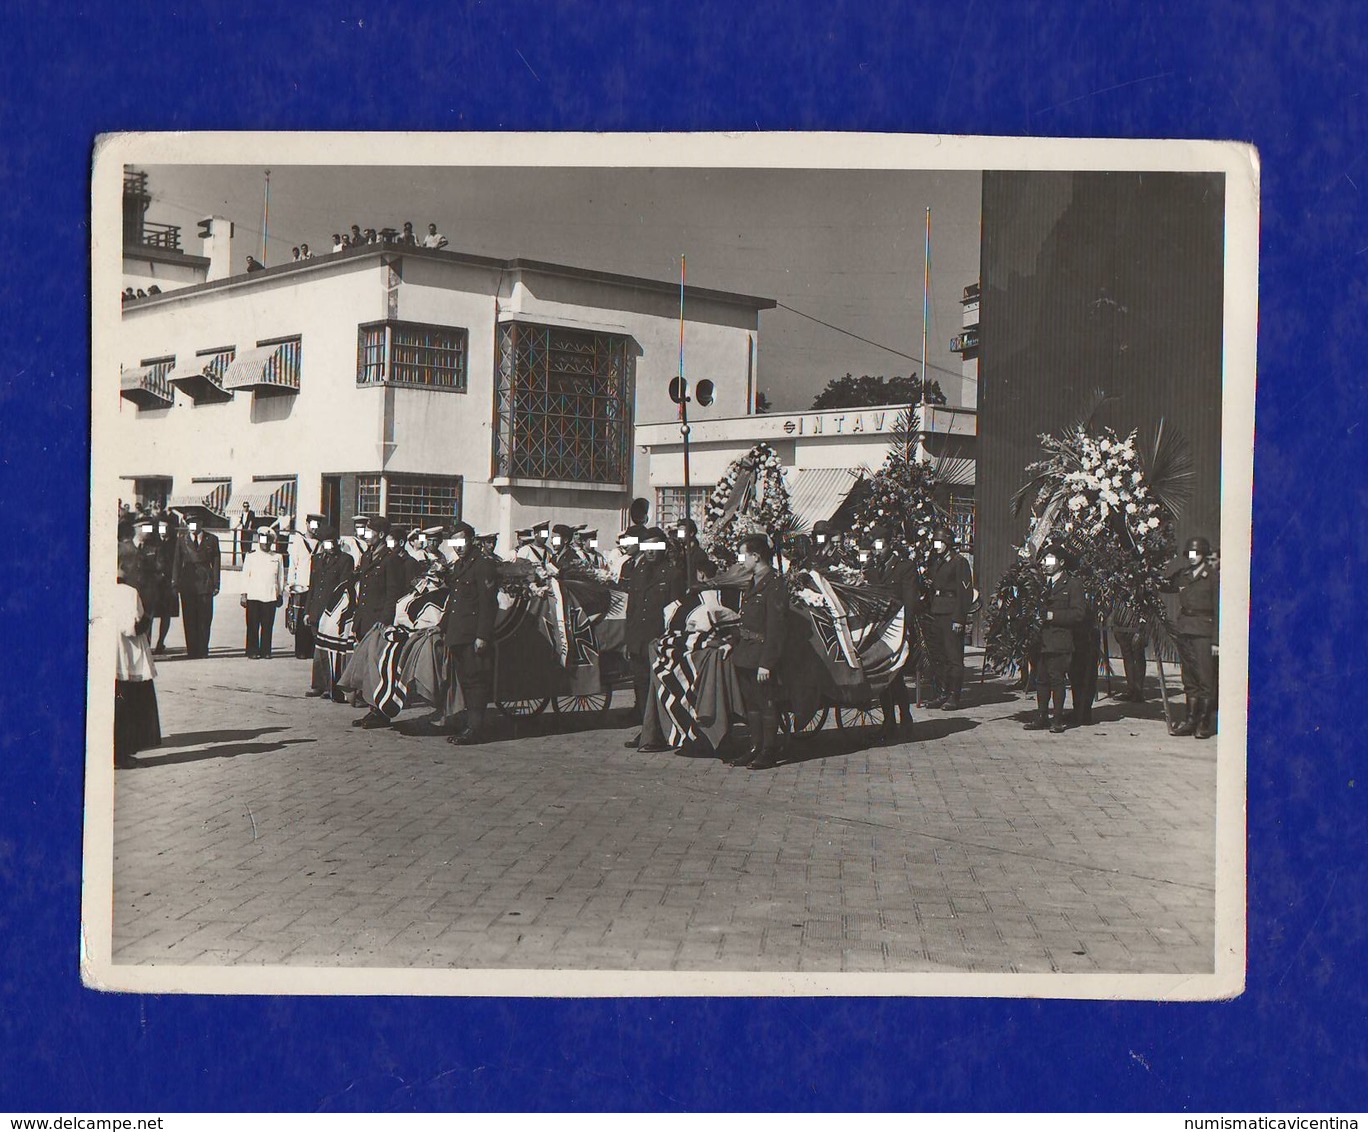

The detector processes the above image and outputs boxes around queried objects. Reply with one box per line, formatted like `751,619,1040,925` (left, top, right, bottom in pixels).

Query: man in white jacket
240,527,286,659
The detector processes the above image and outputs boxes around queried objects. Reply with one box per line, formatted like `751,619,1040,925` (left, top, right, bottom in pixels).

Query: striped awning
168,360,232,402
119,364,173,408
784,466,864,529
221,343,300,393
225,478,297,519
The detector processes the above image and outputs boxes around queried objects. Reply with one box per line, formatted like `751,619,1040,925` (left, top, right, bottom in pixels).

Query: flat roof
123,245,211,270
120,243,776,312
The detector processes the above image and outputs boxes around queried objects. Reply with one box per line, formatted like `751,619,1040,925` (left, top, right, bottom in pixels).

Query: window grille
494,322,633,486
356,474,381,518
656,486,712,528
384,475,463,528
357,321,467,390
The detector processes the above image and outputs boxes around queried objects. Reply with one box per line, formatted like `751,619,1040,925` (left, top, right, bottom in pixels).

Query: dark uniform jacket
1039,571,1087,652
924,551,973,621
306,547,354,624
679,543,717,586
353,544,411,631
625,556,685,653
1161,560,1219,637
172,530,221,596
732,568,788,670
865,555,921,627
442,553,498,647
135,539,172,618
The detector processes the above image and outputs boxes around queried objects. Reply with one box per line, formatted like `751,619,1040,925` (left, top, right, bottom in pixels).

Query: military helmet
1185,536,1213,557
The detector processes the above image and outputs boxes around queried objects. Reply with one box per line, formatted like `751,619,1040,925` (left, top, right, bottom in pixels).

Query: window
385,475,463,528
946,493,976,553
494,322,633,486
357,320,468,390
351,473,462,527
356,474,381,518
656,486,712,528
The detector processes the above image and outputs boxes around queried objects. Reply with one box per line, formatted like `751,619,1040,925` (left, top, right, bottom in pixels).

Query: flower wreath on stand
844,409,952,565
699,441,801,566
985,399,1192,675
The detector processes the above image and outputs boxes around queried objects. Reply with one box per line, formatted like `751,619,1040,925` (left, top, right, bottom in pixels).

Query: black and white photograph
84,133,1255,997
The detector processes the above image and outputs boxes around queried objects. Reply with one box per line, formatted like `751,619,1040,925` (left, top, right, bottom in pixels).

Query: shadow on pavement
127,737,316,768
159,726,291,748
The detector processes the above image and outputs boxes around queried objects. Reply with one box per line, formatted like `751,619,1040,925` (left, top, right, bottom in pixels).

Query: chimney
199,216,234,282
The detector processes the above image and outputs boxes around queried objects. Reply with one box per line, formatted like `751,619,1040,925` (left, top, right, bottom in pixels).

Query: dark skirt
114,679,161,759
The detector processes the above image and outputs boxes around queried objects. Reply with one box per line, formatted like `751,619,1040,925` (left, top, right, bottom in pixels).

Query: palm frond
1072,387,1117,433
1144,417,1195,518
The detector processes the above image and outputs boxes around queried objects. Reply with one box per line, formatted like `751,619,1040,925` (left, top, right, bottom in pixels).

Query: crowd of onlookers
251,220,451,275
122,220,454,301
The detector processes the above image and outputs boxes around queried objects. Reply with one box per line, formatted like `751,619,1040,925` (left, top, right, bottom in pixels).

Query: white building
637,402,978,548
121,169,211,295
115,241,772,554
951,281,980,410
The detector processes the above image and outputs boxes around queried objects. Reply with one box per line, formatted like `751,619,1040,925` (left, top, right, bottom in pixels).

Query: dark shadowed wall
976,170,1226,598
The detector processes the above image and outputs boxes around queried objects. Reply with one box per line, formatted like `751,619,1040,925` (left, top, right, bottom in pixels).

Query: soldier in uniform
612,525,645,586
1111,616,1149,703
442,521,499,746
863,523,919,744
171,516,221,659
622,528,685,751
131,516,171,647
811,520,843,568
670,517,717,589
516,520,556,569
923,525,974,710
549,524,579,570
286,513,325,660
151,512,179,654
1024,541,1086,733
304,524,354,700
730,532,788,769
573,528,607,572
1160,536,1219,739
352,517,412,638
1067,585,1101,725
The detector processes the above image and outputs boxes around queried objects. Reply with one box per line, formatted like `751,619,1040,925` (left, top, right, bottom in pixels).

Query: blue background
2,0,1364,1112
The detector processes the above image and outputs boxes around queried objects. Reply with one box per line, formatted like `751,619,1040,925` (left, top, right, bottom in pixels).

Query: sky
143,164,981,412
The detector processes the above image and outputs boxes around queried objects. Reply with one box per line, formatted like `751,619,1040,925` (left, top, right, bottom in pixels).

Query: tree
810,372,946,411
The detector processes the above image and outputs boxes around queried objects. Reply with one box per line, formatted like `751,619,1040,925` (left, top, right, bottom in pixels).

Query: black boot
1194,697,1216,740
748,708,781,769
1023,714,1049,731
738,711,771,766
449,704,486,745
1171,695,1197,736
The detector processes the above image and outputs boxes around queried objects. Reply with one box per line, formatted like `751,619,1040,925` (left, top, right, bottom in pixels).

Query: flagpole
916,205,930,465
679,254,690,529
261,169,271,264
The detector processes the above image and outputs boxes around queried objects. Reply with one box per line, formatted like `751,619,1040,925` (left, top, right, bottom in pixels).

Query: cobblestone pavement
109,635,1217,974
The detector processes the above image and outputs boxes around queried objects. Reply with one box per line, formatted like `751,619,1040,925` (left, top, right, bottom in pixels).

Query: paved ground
108,612,1217,974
